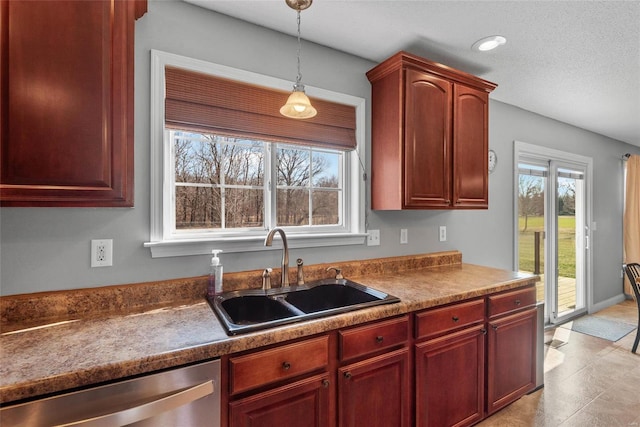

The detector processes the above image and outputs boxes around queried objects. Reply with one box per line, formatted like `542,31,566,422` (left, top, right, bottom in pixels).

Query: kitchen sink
219,295,302,325
209,279,400,335
285,280,381,313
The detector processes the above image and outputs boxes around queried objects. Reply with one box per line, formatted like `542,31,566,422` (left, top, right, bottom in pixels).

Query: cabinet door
0,0,141,206
338,348,410,427
415,325,485,427
486,308,537,414
403,68,452,208
229,373,332,427
452,84,489,208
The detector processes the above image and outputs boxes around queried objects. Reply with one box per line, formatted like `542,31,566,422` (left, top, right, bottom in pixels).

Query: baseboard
590,293,627,314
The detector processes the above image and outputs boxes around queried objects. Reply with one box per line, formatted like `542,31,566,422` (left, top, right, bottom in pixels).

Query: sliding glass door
550,163,587,323
515,142,592,325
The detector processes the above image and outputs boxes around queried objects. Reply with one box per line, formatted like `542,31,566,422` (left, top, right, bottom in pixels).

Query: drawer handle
282,361,291,370
322,379,330,388
515,299,521,305
344,372,352,379
376,335,384,343
452,316,460,322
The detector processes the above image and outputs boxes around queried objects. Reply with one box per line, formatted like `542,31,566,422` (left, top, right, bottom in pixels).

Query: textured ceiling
185,0,640,147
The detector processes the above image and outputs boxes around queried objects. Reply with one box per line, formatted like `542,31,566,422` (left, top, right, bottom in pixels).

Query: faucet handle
296,258,305,285
262,268,273,290
326,267,344,280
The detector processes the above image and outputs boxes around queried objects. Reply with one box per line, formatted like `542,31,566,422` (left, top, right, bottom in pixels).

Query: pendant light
280,0,317,119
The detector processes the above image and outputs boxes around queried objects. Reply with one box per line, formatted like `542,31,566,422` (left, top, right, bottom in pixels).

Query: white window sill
144,233,367,258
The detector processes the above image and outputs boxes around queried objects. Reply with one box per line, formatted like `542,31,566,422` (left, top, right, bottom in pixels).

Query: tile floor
478,299,640,426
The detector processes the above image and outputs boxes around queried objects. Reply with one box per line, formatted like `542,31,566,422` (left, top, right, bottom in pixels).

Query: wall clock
488,149,497,174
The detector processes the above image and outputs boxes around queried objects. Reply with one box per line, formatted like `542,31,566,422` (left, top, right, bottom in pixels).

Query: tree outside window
172,131,342,232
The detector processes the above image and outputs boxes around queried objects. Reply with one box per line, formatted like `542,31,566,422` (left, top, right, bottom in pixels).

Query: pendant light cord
295,9,303,86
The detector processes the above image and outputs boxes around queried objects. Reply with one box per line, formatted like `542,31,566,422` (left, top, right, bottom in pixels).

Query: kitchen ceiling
185,0,640,148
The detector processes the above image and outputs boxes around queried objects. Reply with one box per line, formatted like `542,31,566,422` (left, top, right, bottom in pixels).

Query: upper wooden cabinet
0,0,147,207
366,51,497,210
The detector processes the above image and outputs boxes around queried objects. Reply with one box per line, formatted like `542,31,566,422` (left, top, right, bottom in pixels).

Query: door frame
513,141,594,322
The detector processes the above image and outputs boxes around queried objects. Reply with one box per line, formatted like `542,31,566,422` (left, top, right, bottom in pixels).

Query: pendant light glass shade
281,0,316,119
280,83,317,119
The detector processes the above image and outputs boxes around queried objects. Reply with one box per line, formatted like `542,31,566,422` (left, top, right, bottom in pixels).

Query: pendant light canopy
280,0,317,119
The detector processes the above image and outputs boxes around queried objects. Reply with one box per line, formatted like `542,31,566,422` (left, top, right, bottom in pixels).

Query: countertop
0,251,537,404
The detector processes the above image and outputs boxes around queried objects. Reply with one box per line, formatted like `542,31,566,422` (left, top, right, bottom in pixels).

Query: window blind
165,66,357,150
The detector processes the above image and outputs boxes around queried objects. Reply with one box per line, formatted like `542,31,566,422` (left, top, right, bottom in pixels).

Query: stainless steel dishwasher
0,359,220,427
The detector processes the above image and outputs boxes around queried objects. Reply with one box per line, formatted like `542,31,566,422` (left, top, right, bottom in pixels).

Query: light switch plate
439,226,447,242
367,229,380,246
400,229,408,244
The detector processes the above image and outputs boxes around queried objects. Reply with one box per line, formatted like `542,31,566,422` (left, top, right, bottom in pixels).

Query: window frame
145,50,366,258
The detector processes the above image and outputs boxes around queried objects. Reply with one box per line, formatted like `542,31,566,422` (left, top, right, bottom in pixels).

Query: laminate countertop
0,251,537,404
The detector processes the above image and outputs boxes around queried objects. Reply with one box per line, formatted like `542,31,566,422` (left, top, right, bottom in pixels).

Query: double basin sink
209,278,400,335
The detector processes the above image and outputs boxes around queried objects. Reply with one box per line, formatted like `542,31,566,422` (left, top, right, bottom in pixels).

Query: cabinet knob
322,379,330,388
481,328,487,335
344,372,352,379
492,324,499,331
452,316,459,322
282,361,291,370
375,335,384,343
515,299,521,305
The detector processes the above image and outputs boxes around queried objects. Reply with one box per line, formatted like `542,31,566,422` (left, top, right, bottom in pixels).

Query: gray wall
1,0,638,308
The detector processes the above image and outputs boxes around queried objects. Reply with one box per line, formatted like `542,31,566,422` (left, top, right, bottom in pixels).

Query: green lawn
519,216,576,278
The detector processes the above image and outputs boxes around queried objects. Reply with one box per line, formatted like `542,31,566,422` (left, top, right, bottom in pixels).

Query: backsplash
0,251,461,331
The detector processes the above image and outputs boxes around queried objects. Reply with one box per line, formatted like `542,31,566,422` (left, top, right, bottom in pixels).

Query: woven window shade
165,67,357,150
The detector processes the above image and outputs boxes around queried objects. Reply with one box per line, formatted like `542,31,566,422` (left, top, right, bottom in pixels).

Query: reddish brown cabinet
366,51,496,210
414,299,486,427
338,348,410,427
229,373,332,427
486,288,537,414
224,316,410,427
0,0,146,206
416,325,486,427
338,316,411,427
222,288,536,427
226,335,333,427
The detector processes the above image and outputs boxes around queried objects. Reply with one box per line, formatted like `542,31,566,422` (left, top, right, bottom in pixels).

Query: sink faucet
264,228,290,287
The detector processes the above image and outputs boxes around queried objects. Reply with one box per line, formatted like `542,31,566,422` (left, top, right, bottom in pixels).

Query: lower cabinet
414,285,537,426
486,308,537,414
225,316,410,427
337,315,411,427
338,348,410,427
486,285,538,415
414,298,486,427
415,325,485,427
223,286,537,427
229,373,331,427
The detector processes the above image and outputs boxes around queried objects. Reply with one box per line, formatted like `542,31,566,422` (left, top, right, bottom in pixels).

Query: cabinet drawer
488,286,536,318
415,299,485,340
339,316,409,361
229,335,329,395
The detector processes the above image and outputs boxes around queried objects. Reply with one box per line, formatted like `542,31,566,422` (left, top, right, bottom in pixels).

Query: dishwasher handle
55,380,214,427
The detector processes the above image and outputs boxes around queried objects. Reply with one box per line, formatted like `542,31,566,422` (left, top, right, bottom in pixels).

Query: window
145,50,366,257
172,131,344,232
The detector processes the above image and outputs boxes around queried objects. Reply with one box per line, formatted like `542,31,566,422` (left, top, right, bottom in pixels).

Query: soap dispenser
208,249,223,299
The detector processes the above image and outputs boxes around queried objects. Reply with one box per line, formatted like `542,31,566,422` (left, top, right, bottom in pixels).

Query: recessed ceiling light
472,35,507,52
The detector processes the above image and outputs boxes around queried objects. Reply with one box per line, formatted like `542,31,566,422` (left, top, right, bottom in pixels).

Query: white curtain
624,155,640,295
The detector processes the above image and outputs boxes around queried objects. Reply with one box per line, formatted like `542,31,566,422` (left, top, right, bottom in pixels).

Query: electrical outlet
439,226,447,242
367,229,380,246
400,228,408,244
91,239,113,267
